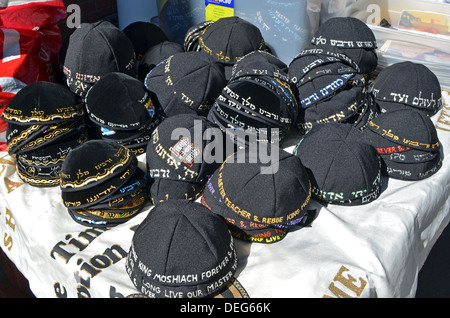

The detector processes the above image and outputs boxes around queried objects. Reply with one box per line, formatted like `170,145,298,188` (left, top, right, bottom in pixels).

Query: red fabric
0,0,67,149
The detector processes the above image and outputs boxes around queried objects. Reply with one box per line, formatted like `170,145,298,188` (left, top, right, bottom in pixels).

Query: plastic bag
0,0,67,151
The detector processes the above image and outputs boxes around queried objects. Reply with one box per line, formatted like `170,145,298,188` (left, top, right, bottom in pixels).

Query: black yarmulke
2,81,86,187
146,114,223,203
16,126,86,165
229,50,290,83
365,109,440,152
197,16,267,78
184,20,215,52
60,139,133,189
145,51,227,117
126,200,248,298
67,167,149,228
7,120,85,156
288,50,377,133
362,109,442,180
61,139,149,227
2,81,83,125
202,147,312,244
381,153,442,181
59,21,136,98
207,75,298,146
85,72,161,155
138,41,184,81
294,123,382,206
288,51,357,103
372,61,443,116
60,140,138,207
123,21,168,61
86,73,155,130
14,122,87,188
309,17,378,75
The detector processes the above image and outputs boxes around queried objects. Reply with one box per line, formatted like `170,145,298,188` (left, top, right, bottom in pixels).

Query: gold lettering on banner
436,98,450,132
1,155,24,193
0,156,15,166
2,208,16,251
323,266,367,298
4,177,23,193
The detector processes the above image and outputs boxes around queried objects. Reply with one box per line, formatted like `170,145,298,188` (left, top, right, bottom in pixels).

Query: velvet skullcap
229,50,290,83
1,81,83,125
6,119,85,156
184,20,215,52
309,17,378,75
294,123,382,205
14,130,86,187
86,72,157,131
202,146,312,244
288,50,358,104
59,21,136,98
197,16,267,78
145,51,227,117
138,41,184,81
67,165,150,228
362,109,442,181
371,61,443,116
123,21,168,61
207,75,298,146
379,152,442,181
364,108,441,153
125,199,249,298
60,139,138,208
16,125,87,165
85,72,162,155
146,113,223,203
297,73,371,131
288,51,374,132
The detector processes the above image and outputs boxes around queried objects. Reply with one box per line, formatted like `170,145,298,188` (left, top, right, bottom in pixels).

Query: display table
1,92,449,298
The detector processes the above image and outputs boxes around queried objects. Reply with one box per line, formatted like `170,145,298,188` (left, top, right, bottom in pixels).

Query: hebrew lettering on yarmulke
146,114,223,203
59,21,136,98
308,17,378,75
372,61,442,116
202,147,313,243
145,52,227,117
295,123,382,205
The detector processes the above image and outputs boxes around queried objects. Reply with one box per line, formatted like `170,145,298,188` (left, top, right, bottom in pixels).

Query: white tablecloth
1,92,449,298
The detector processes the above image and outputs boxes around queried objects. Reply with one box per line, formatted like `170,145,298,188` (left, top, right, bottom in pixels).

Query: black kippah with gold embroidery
1,81,86,187
60,139,149,228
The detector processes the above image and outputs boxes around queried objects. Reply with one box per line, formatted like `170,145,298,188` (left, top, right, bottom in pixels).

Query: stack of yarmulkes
85,72,162,156
146,114,222,203
59,21,136,99
60,140,149,228
371,61,443,117
145,51,227,117
188,16,268,79
362,109,442,181
288,50,377,133
208,54,298,146
229,50,290,83
126,200,249,298
294,123,383,206
307,17,378,76
202,147,313,244
1,82,86,187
